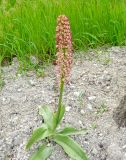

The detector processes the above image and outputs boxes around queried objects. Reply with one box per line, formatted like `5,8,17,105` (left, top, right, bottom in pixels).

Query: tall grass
0,0,126,65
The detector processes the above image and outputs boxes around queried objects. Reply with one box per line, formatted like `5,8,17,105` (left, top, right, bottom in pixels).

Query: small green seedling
91,123,97,129
102,57,111,65
96,103,108,116
78,92,85,108
36,68,45,78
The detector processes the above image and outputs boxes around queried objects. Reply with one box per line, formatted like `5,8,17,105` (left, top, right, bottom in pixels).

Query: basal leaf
52,112,57,130
26,127,49,149
55,105,65,126
39,105,53,130
58,127,87,136
54,134,88,160
30,144,52,160
58,105,65,124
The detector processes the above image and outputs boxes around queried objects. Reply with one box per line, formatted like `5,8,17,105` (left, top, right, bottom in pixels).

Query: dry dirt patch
0,47,126,160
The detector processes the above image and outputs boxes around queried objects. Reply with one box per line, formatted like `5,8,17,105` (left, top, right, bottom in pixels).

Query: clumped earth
113,95,126,128
0,47,126,160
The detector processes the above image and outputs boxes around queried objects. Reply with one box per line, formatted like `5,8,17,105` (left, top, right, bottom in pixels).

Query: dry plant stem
56,77,64,125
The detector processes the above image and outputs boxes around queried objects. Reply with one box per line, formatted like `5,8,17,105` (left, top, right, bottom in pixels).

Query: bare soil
0,47,126,160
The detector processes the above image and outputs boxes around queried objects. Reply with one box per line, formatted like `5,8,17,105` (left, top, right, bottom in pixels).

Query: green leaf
55,105,65,126
39,105,53,130
52,112,57,130
52,105,65,130
54,134,88,160
30,144,52,160
58,105,65,125
58,127,87,136
26,127,49,149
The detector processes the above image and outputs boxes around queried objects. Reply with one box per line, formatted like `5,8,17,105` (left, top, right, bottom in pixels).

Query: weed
102,57,111,65
77,92,85,108
96,103,108,116
36,68,45,78
91,123,97,129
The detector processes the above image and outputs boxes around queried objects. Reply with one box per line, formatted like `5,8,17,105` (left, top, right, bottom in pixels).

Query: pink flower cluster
55,15,73,85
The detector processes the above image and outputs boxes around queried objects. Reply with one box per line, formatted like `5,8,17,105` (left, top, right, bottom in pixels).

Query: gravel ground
0,47,126,160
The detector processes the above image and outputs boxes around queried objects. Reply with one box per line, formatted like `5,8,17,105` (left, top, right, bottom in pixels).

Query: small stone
66,106,71,112
80,109,85,115
87,103,93,110
106,86,110,90
98,133,103,137
79,120,83,125
17,74,21,77
2,97,10,105
29,80,36,86
22,96,27,102
74,92,80,97
122,145,126,150
47,143,51,147
103,70,108,74
88,96,96,101
17,88,22,92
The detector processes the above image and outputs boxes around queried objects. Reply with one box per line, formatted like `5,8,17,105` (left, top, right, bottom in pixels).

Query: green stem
56,77,64,125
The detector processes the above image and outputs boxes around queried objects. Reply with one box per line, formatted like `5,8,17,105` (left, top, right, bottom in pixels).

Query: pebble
79,120,83,125
66,106,71,112
88,96,96,101
122,145,126,150
2,97,10,105
74,91,80,97
80,109,85,115
17,74,21,77
17,88,22,92
87,103,93,110
29,80,36,86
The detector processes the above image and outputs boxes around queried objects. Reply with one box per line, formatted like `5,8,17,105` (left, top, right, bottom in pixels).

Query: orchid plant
26,15,88,160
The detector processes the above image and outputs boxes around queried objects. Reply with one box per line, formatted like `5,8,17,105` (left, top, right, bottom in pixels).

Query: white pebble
88,96,96,101
29,80,36,86
79,120,83,125
87,103,93,110
80,109,85,115
74,92,80,97
66,106,71,112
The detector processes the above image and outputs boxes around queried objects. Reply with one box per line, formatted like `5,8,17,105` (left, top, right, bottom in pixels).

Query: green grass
0,0,126,66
